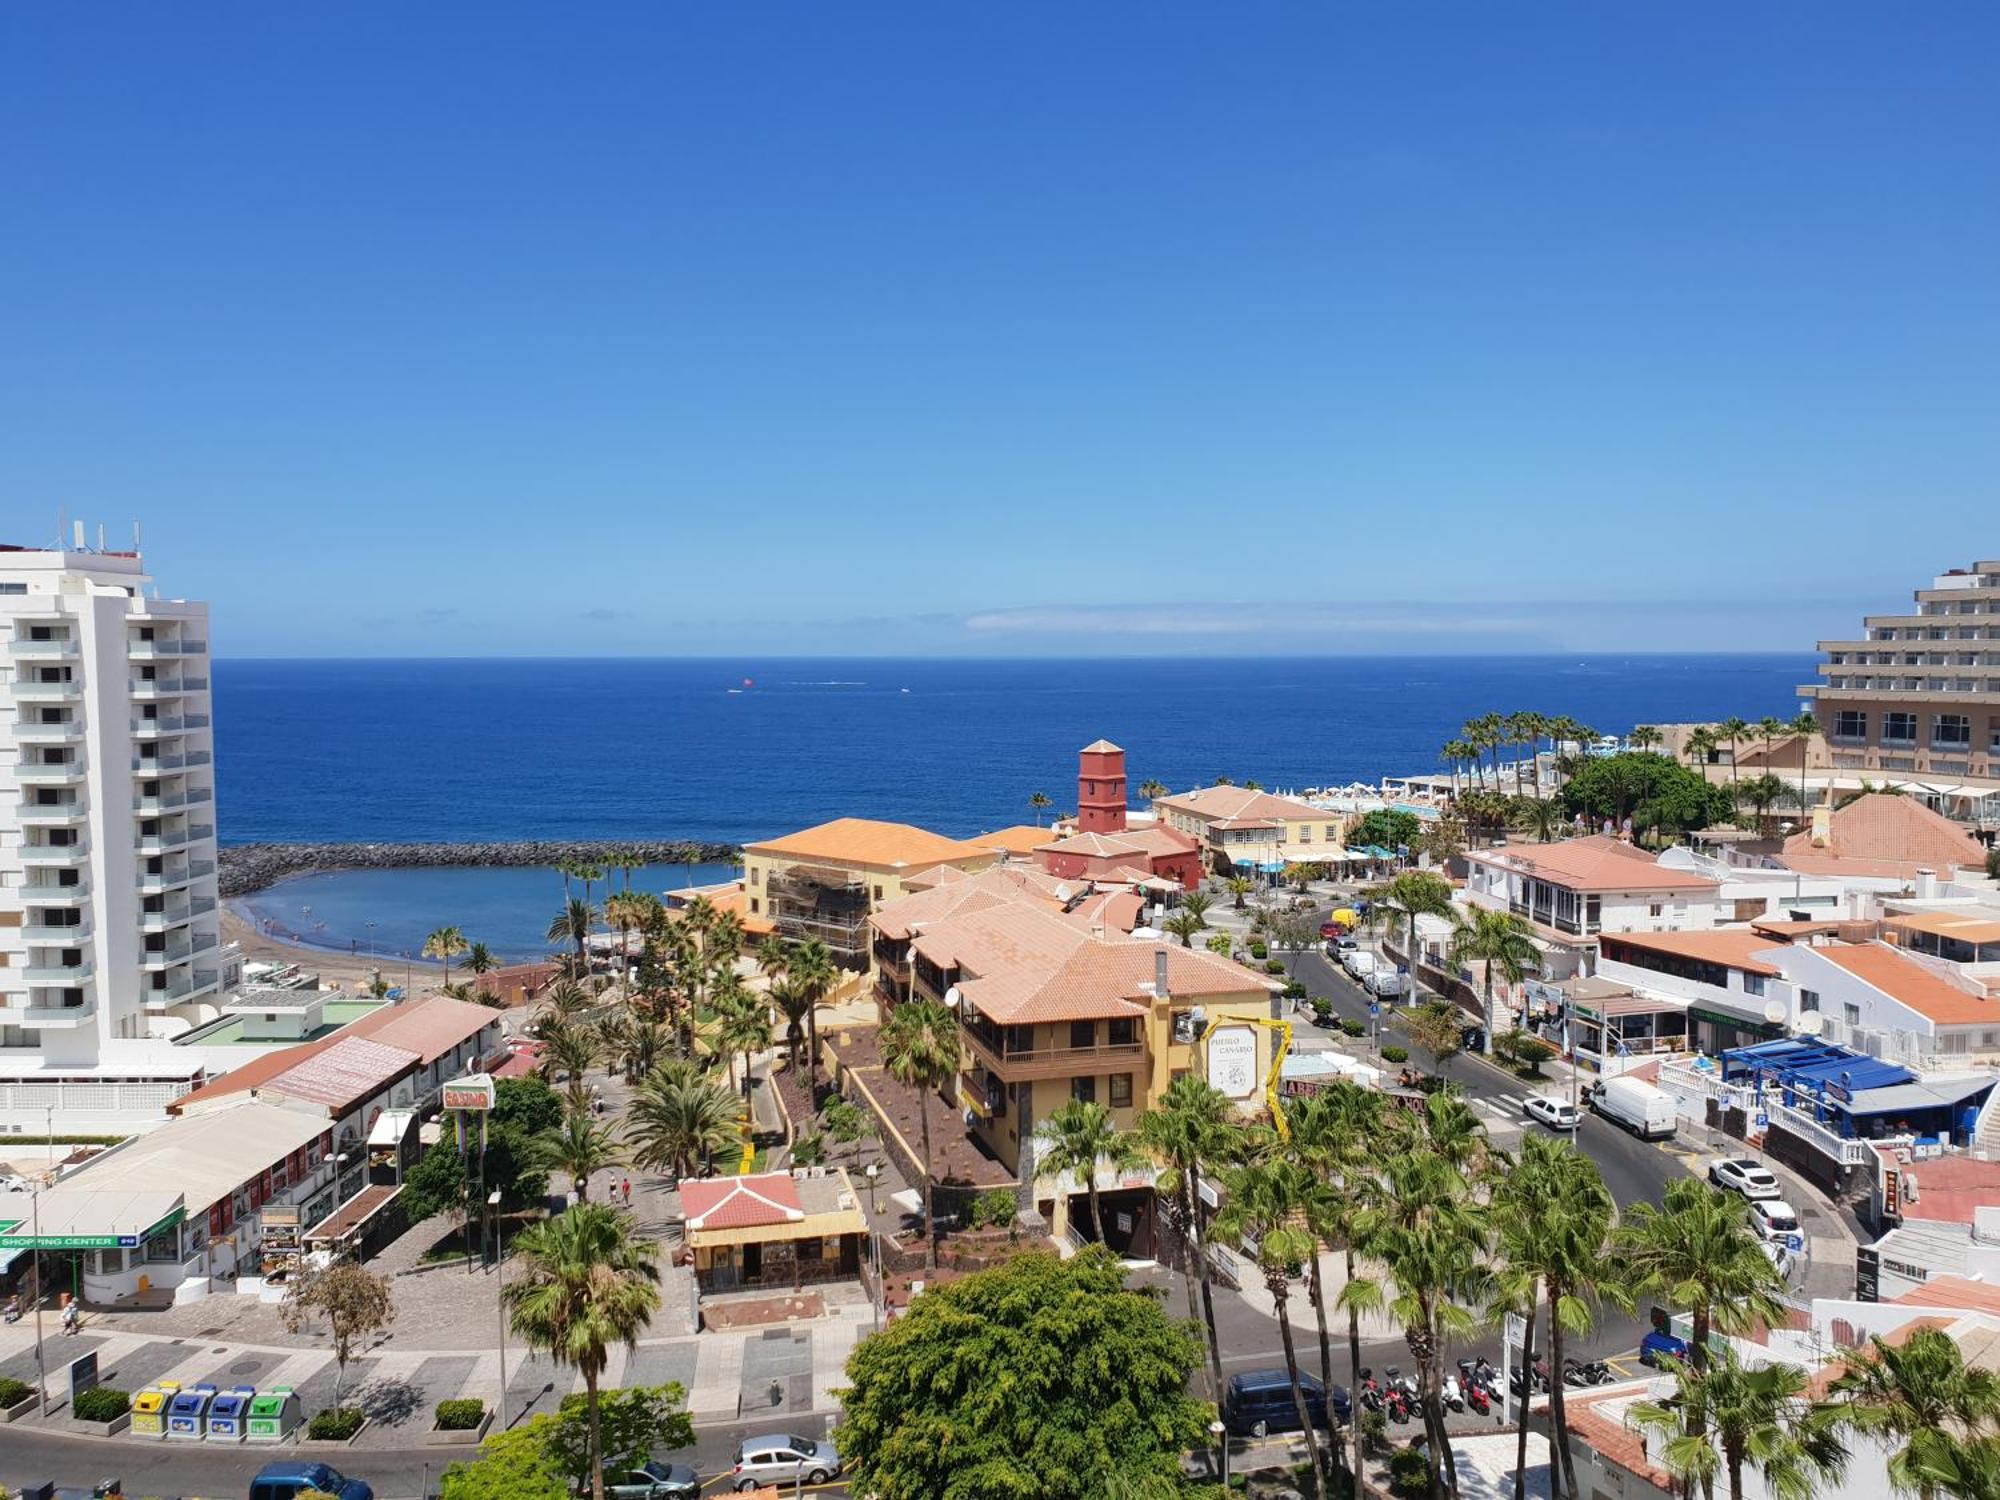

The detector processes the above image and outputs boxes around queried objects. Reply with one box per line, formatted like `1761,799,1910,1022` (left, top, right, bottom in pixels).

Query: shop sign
1205,1025,1258,1100
441,1073,496,1111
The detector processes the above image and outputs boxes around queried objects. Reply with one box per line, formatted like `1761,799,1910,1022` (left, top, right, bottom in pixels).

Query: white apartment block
1,540,242,1130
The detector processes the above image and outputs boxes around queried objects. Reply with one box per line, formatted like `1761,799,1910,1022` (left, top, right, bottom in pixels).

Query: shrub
1359,1408,1389,1457
1248,939,1268,959
1388,1445,1435,1499
1310,996,1332,1018
435,1398,485,1430
1380,1045,1409,1065
1339,1018,1366,1038
0,1376,32,1408
821,1097,867,1143
790,1132,825,1167
976,1187,1017,1229
73,1386,130,1422
308,1406,365,1440
1282,980,1308,999
1263,960,1286,975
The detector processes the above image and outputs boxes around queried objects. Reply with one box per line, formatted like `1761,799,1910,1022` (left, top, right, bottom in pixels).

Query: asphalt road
0,1412,851,1499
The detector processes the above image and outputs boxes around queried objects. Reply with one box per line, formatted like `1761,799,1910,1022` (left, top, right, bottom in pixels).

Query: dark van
1222,1369,1349,1438
250,1463,374,1500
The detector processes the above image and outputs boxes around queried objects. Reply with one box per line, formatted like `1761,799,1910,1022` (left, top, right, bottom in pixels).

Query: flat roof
37,1101,330,1218
260,1035,419,1111
0,1188,183,1248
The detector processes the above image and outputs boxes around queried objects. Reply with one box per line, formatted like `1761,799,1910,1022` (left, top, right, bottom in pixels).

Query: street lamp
866,1162,879,1216
1209,1418,1229,1486
490,1188,507,1428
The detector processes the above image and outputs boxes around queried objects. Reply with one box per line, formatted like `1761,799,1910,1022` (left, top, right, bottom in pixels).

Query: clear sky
3,4,1996,657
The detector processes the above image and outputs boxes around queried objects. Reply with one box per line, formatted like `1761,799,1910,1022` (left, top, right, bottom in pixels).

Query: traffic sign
1785,1233,1805,1254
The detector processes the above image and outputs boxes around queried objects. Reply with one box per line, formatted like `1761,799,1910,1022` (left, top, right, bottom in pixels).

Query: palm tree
711,985,772,1099
465,941,496,979
1136,1073,1239,1409
1032,1098,1143,1246
1686,725,1721,780
754,935,791,988
1790,711,1821,820
1178,890,1213,925
1226,876,1253,910
879,997,960,1268
1632,1346,1846,1500
1619,1179,1786,1373
539,1021,600,1111
1289,1086,1388,1490
1137,778,1167,803
1825,1327,2000,1500
541,1108,624,1203
1492,1134,1623,1500
503,1204,661,1500
1510,794,1567,843
1162,910,1204,948
603,892,651,1002
1629,724,1664,752
788,938,838,1091
625,1061,739,1182
422,925,468,984
1028,790,1052,827
1376,871,1457,1003
1447,908,1539,1054
770,976,812,1075
1756,716,1786,772
1214,1151,1328,1499
547,898,597,966
1718,717,1750,785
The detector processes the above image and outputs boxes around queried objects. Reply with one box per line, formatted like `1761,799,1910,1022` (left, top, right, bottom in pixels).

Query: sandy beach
222,906,447,993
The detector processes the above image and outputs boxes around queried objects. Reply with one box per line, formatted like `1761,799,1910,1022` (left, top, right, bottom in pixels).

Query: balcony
188,857,215,879
960,1026,1145,1083
139,904,191,932
16,761,86,785
179,676,210,691
17,800,86,826
12,680,80,702
136,866,192,894
130,716,184,736
23,880,89,904
23,960,94,985
129,680,185,700
133,791,188,813
16,999,97,1030
140,944,193,970
9,638,77,659
135,829,195,856
15,721,83,743
183,750,211,768
20,845,88,867
21,921,90,944
183,714,210,730
134,752,185,771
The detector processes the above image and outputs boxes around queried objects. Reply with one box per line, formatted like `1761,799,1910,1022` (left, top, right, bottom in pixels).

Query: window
1934,714,1972,748
873,885,883,901
1885,711,1918,745
1833,710,1867,741
1069,1020,1095,1049
1109,1073,1134,1109
1800,989,1820,1013
749,867,760,885
1071,1076,1097,1104
1107,1017,1136,1046
1649,903,1663,918
1844,1003,1862,1026
1743,974,1766,996
748,898,759,914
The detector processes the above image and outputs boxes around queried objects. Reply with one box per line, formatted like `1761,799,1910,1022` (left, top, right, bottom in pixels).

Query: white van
1343,950,1380,980
1588,1077,1677,1141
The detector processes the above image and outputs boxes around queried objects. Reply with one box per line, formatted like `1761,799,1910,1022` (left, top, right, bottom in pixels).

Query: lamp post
32,1102,54,1421
490,1188,508,1428
1210,1418,1229,1486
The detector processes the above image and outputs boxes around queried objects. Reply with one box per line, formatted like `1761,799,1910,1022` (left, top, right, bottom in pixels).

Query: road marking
1605,1356,1642,1378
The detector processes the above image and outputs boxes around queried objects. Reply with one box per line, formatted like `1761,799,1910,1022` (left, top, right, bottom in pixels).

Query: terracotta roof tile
1782,794,1987,879
259,1035,418,1111
679,1172,804,1230
344,994,502,1065
1598,929,1787,976
1816,944,2000,1026
1476,835,1719,893
745,817,995,870
1154,786,1328,823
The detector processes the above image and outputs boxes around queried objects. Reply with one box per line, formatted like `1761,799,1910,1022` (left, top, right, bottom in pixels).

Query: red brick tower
1077,738,1128,834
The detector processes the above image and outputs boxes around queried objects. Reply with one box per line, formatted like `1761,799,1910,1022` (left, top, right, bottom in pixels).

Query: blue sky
3,4,1996,657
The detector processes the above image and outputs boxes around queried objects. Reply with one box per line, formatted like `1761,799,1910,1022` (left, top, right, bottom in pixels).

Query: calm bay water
213,654,1814,956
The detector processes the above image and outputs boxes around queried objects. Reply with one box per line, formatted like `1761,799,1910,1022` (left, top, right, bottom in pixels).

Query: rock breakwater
218,839,741,897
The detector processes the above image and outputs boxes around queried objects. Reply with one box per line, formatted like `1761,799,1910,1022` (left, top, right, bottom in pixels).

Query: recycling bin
166,1382,216,1440
205,1385,255,1442
129,1385,171,1439
245,1385,301,1443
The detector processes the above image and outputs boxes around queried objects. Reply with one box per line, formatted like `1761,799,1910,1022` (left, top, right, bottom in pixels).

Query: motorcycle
1358,1369,1384,1413
1565,1357,1615,1387
1465,1356,1502,1398
1441,1373,1466,1413
1383,1367,1415,1425
1464,1379,1491,1416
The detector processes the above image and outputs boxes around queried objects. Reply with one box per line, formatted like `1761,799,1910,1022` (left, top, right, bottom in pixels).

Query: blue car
250,1462,374,1500
1639,1329,1689,1367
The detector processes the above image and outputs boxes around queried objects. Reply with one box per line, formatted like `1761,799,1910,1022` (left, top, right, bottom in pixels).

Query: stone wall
218,839,741,896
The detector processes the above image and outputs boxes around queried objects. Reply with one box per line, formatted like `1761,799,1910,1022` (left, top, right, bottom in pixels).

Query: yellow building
901,898,1281,1251
741,817,999,968
1152,785,1347,878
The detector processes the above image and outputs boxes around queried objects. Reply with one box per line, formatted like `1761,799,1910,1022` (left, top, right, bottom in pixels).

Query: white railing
1763,1099,1909,1167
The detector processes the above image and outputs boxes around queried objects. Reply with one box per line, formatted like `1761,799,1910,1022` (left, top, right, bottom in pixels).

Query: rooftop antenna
72,519,86,551
133,520,142,553
97,524,106,553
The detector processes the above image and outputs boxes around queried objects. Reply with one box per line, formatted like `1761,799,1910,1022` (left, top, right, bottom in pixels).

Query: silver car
732,1432,842,1490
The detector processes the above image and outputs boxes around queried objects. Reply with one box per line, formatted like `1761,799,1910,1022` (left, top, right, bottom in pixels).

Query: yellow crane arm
1253,1016,1293,1142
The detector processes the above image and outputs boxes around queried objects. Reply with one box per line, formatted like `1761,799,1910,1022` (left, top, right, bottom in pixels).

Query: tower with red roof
1077,738,1128,834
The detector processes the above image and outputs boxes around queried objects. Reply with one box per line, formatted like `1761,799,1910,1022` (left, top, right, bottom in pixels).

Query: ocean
213,654,1814,956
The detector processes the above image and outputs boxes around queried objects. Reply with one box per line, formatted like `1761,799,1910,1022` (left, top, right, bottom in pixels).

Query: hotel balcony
20,920,90,944
20,844,88,868
183,749,212,768
15,721,84,743
11,680,81,702
8,997,97,1029
140,943,192,970
136,829,197,856
134,752,185,771
139,903,191,931
9,638,77,659
23,880,89,904
17,800,86,827
16,761,87,785
23,959,94,986
133,791,188,813
130,716,185,737
183,713,211,730
136,866,194,894
129,680,186,700
960,1025,1146,1083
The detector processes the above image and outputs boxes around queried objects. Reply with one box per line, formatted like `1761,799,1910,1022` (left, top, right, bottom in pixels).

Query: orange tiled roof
1871,1148,2000,1226
972,824,1059,857
1782,794,1987,879
1154,785,1327,823
1598,929,1787,976
346,994,502,1065
870,864,1075,940
745,817,994,870
1477,835,1718,893
679,1172,805,1230
1889,910,2000,946
1893,1276,2000,1317
1815,944,2000,1026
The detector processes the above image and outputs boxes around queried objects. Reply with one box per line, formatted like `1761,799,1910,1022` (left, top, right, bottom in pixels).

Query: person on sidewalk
621,1177,632,1207
62,1300,79,1336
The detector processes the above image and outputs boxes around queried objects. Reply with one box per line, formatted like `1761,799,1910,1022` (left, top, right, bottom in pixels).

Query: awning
1849,1078,1995,1117
0,1189,185,1251
367,1108,417,1148
685,1209,867,1250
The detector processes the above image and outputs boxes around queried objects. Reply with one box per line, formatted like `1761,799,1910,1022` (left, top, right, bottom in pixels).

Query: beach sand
222,906,446,993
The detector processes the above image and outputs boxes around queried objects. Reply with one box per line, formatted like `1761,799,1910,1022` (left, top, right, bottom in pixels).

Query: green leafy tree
423,925,469,984
1162,909,1205,948
1029,790,1052,826
1374,872,1456,1001
1632,1346,1847,1500
545,1384,696,1492
835,1248,1211,1500
1404,999,1468,1075
403,1077,560,1220
503,1205,662,1500
1559,752,1735,838
624,1058,740,1182
879,997,961,1267
788,937,839,1089
1735,772,1795,828
1349,808,1422,853
539,1108,624,1203
465,942,496,978
279,1260,395,1416
441,1420,570,1500
1205,931,1233,957
547,897,597,965
1032,1098,1143,1246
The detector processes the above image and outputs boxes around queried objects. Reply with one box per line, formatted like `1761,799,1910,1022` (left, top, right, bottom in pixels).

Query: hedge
435,1398,485,1430
1263,960,1286,974
308,1407,365,1440
74,1386,130,1422
0,1376,32,1407
1339,1018,1367,1037
1380,1045,1410,1064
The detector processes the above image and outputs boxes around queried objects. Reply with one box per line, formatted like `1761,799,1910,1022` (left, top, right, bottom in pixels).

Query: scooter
1564,1357,1615,1387
1358,1369,1384,1413
1464,1356,1501,1397
1464,1379,1492,1417
1383,1367,1415,1424
1441,1373,1466,1412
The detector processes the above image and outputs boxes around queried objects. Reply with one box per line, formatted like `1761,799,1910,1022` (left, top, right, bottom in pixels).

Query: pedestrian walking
62,1300,79,1336
622,1177,632,1207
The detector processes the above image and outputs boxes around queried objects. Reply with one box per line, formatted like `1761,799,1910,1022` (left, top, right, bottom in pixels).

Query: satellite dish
943,985,962,1011
1796,1011,1825,1037
1763,1000,1787,1025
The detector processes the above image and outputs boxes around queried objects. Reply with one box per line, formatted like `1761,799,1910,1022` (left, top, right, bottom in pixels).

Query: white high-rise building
1,538,242,1126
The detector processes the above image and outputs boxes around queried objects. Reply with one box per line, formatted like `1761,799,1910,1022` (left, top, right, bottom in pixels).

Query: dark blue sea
215,655,1813,958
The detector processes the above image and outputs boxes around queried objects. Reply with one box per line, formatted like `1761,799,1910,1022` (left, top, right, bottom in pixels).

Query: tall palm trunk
1190,1166,1226,1405
1305,1250,1338,1493
1514,1292,1539,1500
1271,1277,1323,1500
1084,1175,1104,1245
1175,1179,1219,1408
1546,1294,1575,1500
805,1001,821,1092
584,1366,607,1500
917,1084,937,1269
1347,1249,1368,1489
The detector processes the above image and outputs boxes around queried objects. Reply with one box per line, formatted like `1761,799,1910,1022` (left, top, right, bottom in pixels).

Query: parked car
1222,1368,1350,1438
1343,950,1380,980
250,1464,375,1500
1365,968,1405,999
1524,1096,1581,1131
603,1462,701,1500
1708,1158,1782,1201
1638,1329,1690,1368
1587,1077,1678,1141
1320,920,1344,939
732,1433,842,1490
1749,1200,1803,1243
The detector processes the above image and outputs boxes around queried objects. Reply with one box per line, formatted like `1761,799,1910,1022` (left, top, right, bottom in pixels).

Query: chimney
1155,947,1170,1003
1810,800,1833,847
1915,868,1940,900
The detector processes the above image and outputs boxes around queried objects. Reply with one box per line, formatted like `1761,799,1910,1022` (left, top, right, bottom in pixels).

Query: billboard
1206,1025,1258,1100
441,1073,496,1112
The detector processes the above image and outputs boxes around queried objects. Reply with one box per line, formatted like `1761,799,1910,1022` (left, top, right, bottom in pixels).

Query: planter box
69,1411,132,1437
301,1416,372,1448
1,1391,40,1423
426,1411,493,1446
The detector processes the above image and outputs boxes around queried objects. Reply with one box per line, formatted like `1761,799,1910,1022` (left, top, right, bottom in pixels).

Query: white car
1708,1158,1782,1201
1524,1096,1580,1131
1343,950,1379,979
1749,1199,1803,1243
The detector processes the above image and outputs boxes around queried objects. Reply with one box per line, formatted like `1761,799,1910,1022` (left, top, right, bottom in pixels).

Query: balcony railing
135,752,185,771
20,922,90,944
25,880,89,903
23,961,93,985
961,1027,1145,1082
12,681,81,701
9,638,77,658
17,800,85,824
15,722,83,741
16,761,86,783
131,716,184,734
20,845,88,866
